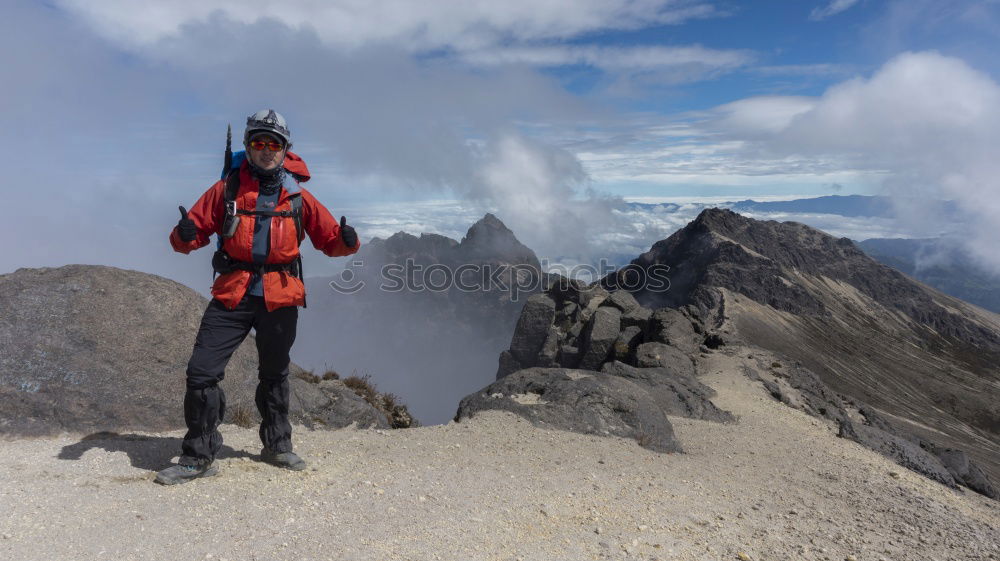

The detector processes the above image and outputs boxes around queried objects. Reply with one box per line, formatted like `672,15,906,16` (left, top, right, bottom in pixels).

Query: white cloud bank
716,51,1000,272
56,0,720,53
462,44,752,72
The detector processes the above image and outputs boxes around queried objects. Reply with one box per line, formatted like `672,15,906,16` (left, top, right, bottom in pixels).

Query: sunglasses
249,140,285,152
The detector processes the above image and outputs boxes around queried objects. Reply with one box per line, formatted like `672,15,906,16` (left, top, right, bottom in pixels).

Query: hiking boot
261,448,306,471
154,462,219,485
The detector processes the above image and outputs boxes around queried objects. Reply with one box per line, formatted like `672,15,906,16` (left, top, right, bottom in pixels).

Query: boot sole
262,458,307,471
261,455,307,471
154,465,220,485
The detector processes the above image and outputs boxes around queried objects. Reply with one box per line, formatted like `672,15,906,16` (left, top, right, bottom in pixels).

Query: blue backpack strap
215,170,241,251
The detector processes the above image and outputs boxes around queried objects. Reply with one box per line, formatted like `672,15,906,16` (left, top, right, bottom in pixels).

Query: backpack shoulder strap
224,170,240,204
289,193,304,244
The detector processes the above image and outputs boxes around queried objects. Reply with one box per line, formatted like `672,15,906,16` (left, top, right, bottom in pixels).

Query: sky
4,0,1000,284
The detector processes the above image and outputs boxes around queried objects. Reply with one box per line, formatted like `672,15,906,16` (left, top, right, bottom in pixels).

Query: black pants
180,295,298,465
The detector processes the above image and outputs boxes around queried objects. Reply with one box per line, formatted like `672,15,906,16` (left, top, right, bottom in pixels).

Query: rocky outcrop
464,275,735,452
494,279,714,380
601,361,734,423
0,265,388,435
455,367,681,453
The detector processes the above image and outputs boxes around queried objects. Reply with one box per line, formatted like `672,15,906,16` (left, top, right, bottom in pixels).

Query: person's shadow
58,432,255,471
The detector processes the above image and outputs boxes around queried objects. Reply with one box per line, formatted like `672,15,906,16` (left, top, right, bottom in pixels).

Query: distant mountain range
626,194,962,220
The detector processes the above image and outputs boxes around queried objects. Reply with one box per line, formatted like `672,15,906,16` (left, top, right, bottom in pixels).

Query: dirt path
1,346,997,561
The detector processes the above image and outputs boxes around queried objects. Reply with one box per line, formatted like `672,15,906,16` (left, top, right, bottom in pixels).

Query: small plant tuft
343,372,379,404
342,369,417,429
227,401,256,428
321,370,340,381
294,369,319,384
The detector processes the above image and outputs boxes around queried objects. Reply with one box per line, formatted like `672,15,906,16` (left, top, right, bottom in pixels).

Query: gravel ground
1,346,997,561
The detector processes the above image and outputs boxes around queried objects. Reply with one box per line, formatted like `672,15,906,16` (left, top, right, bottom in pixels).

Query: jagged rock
748,364,850,425
613,326,643,363
620,305,652,330
577,285,610,324
556,301,579,331
838,419,958,489
703,333,726,349
604,290,641,313
934,448,999,499
578,284,609,309
454,367,682,453
292,379,390,429
546,275,585,304
496,350,522,380
508,294,557,365
538,327,561,368
559,345,580,368
579,307,622,370
601,361,735,423
634,342,694,376
644,309,700,354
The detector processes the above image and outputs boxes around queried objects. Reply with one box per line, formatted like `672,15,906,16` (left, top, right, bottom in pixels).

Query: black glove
177,206,197,243
340,215,358,249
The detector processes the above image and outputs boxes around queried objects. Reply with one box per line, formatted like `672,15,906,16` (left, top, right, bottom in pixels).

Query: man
156,109,360,485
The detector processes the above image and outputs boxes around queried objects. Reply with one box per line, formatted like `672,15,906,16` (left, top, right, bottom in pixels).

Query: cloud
56,0,721,53
751,63,854,77
809,0,861,21
461,44,753,72
710,96,817,135
1,2,639,285
715,51,1000,273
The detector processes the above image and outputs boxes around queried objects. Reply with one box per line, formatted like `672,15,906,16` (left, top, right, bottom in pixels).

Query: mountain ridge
603,207,1000,488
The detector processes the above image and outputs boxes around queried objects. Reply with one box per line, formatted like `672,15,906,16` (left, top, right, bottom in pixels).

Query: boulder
578,307,622,370
612,326,643,363
559,345,581,368
578,284,609,309
634,342,695,376
603,290,641,313
508,294,557,364
601,361,735,423
496,350,523,380
538,327,561,368
454,367,682,453
577,285,609,324
621,305,652,330
645,309,700,354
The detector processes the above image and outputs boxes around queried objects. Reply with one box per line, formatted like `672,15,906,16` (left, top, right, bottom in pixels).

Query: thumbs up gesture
177,206,198,242
339,215,358,249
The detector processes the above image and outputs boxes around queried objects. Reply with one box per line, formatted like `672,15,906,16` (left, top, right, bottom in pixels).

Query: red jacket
170,152,360,311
